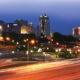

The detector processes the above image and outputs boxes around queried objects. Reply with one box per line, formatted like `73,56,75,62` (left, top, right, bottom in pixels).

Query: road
0,58,80,80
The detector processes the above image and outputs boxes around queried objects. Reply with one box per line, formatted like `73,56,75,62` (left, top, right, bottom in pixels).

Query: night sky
0,0,80,35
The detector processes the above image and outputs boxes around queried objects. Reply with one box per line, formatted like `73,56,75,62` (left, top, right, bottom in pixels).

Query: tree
53,32,78,44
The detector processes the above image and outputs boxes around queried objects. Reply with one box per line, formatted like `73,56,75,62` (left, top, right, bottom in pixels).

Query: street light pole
6,37,11,45
27,40,30,64
43,52,46,61
26,39,35,64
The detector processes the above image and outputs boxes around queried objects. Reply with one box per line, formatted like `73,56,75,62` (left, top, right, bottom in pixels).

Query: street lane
1,63,80,80
0,58,80,80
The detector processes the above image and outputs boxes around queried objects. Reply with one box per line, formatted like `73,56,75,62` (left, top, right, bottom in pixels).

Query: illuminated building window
21,26,32,34
13,24,18,26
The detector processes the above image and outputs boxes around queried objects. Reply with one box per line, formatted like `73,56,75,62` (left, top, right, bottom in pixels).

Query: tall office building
73,27,80,38
2,23,20,34
29,22,35,34
38,14,50,37
14,19,28,26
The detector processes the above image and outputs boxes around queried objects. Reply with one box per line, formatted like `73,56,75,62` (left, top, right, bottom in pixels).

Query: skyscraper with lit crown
73,26,80,38
38,14,50,37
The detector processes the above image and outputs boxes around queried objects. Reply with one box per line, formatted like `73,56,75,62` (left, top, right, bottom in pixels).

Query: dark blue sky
0,0,80,35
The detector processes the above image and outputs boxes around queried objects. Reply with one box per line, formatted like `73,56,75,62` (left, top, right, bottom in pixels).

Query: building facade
38,14,50,37
2,23,20,34
0,20,33,34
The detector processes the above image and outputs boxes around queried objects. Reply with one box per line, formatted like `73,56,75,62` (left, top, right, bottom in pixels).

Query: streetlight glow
0,36,4,41
30,40,35,45
6,37,10,41
16,42,19,45
56,42,59,46
24,39,27,42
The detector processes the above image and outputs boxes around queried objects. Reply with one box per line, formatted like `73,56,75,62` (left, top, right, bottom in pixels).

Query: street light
16,42,19,45
56,42,59,46
6,37,10,41
30,40,35,45
6,37,11,45
12,40,14,43
23,39,27,43
26,39,35,64
12,51,15,54
55,49,59,58
0,36,4,41
30,50,33,53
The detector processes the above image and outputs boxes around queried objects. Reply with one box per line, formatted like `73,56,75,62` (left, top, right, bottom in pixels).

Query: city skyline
0,0,80,35
0,1,80,80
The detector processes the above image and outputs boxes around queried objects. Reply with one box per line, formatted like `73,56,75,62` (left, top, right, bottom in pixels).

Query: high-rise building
38,14,50,37
0,21,5,34
14,19,28,26
73,27,80,38
2,23,20,34
29,22,35,34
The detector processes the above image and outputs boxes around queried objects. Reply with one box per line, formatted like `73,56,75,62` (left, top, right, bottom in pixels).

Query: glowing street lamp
56,42,59,46
6,37,10,41
23,45,26,48
6,37,11,45
12,51,15,54
30,50,33,53
12,40,15,43
30,40,35,45
16,42,19,45
0,36,4,41
55,49,58,52
24,39,27,43
26,39,29,41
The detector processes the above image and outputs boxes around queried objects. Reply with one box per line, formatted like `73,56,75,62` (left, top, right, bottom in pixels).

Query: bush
58,52,77,59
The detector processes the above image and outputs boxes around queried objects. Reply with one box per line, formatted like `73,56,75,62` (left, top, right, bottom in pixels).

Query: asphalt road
0,59,80,80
